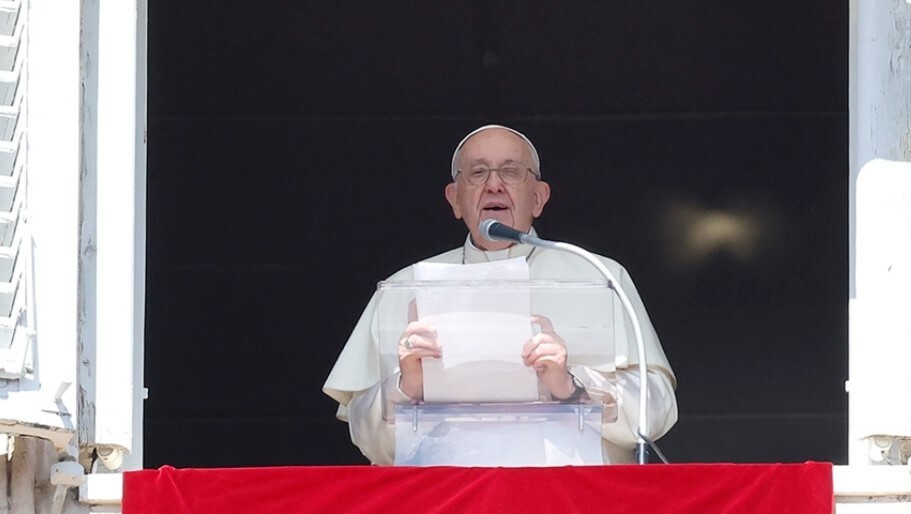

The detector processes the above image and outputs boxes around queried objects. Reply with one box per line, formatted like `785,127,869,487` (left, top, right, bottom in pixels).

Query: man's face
445,128,551,251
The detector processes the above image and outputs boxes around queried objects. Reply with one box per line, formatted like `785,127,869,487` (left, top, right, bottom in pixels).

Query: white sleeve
570,365,678,450
345,373,411,465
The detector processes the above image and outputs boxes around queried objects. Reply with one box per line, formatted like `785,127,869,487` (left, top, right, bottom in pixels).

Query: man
323,125,677,465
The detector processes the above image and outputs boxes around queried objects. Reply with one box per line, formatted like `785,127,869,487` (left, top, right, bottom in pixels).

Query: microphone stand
513,231,652,464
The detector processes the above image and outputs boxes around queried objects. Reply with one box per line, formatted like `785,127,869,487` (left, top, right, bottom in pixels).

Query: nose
484,169,506,192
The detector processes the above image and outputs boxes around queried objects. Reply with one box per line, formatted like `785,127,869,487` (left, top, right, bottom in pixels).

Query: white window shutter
0,0,30,381
0,0,82,453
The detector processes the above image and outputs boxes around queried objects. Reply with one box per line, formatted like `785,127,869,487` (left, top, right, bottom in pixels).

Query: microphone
479,219,530,244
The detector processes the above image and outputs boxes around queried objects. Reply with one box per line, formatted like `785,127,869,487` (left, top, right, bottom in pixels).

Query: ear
531,180,551,218
445,182,463,219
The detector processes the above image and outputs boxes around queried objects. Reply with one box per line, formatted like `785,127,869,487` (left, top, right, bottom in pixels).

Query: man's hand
398,320,441,401
522,314,575,400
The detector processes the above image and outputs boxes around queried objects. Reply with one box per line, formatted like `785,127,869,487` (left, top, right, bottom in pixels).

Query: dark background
144,1,847,467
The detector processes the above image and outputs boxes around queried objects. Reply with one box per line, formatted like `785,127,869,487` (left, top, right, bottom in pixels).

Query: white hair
450,124,541,180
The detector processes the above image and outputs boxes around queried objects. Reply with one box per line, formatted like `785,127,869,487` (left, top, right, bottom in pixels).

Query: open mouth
482,203,509,212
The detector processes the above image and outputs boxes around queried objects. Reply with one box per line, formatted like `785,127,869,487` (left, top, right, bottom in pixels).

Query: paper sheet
413,258,539,403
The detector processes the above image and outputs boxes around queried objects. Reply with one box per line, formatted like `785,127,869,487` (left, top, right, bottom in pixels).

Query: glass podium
376,279,618,467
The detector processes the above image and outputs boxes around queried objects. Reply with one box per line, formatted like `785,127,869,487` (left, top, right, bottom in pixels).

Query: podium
394,402,604,466
376,279,618,466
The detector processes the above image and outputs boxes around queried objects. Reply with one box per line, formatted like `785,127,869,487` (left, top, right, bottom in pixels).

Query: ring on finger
403,337,414,350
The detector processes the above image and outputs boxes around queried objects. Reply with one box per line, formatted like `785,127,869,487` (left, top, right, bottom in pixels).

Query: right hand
398,320,441,401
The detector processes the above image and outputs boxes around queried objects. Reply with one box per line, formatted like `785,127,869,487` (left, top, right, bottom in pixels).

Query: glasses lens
466,167,489,184
498,166,525,184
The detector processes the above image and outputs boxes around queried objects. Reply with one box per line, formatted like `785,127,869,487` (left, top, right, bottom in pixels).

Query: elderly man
324,124,677,465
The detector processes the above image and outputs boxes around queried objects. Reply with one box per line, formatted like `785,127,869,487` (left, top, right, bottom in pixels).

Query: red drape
123,462,833,514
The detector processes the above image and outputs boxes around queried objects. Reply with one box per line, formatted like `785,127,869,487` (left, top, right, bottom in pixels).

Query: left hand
522,314,575,400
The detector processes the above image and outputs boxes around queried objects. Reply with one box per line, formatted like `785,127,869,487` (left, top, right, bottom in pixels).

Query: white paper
427,311,530,369
413,258,531,319
413,257,529,281
420,359,538,403
413,258,538,403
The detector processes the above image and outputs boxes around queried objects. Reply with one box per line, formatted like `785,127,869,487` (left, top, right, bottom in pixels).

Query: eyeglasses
456,165,539,185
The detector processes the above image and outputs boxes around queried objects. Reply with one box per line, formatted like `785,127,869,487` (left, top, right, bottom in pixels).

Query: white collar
463,227,539,264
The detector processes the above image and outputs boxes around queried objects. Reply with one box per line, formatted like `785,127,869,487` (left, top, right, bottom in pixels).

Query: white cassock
323,231,678,465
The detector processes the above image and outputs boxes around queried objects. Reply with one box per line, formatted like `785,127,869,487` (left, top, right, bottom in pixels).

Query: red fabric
123,462,833,514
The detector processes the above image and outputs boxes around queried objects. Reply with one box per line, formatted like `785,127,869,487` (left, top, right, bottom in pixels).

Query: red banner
124,462,833,514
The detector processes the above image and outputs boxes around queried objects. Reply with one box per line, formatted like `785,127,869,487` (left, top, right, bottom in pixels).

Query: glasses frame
455,165,541,186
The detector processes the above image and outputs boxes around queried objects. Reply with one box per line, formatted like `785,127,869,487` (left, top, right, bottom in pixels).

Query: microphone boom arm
517,232,653,464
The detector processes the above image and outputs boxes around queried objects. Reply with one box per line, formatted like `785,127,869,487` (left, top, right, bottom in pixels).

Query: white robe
323,234,678,465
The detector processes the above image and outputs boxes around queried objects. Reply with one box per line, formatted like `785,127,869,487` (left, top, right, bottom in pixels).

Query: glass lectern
375,279,618,466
